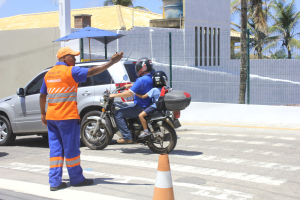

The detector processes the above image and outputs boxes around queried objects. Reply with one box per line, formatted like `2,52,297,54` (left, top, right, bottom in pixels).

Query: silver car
0,60,138,146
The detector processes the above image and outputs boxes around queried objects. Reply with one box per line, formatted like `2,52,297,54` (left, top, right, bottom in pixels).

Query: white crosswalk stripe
176,144,299,159
178,131,297,141
0,178,132,200
173,154,299,171
183,137,293,147
80,155,286,186
80,148,299,171
0,163,254,200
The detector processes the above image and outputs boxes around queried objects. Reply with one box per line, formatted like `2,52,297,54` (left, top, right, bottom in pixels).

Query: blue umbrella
54,27,124,60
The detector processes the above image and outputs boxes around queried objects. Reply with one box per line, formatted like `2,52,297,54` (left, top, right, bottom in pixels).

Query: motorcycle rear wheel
81,119,110,150
147,122,177,154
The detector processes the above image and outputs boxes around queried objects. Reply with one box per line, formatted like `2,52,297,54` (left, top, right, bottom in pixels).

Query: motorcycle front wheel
80,119,110,150
147,122,177,154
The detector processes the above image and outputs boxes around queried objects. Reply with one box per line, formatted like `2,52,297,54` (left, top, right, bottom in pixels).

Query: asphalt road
0,123,300,200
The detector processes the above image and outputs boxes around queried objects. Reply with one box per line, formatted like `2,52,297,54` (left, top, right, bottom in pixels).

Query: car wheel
0,116,16,146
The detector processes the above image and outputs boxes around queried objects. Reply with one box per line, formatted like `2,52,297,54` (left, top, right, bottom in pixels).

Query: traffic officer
39,47,123,191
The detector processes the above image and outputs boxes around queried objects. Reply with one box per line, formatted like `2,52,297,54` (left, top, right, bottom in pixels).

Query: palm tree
269,49,287,58
104,0,134,7
239,0,248,104
238,0,271,103
103,0,149,11
231,0,269,30
232,19,279,59
270,0,300,59
231,0,275,103
231,0,289,59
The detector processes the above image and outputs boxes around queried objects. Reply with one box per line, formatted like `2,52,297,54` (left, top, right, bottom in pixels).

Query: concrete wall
180,102,300,128
152,60,300,105
184,0,230,30
82,26,300,105
229,59,300,81
84,26,232,67
0,27,61,99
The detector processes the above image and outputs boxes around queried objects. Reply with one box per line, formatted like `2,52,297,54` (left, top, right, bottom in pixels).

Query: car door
13,72,48,133
92,68,116,103
77,72,94,113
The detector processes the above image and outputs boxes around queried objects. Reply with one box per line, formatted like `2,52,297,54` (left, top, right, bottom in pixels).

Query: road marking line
183,137,292,148
100,148,299,171
178,132,298,141
172,154,300,171
181,123,300,131
83,171,253,200
80,155,286,186
176,144,299,159
0,163,253,200
0,178,132,200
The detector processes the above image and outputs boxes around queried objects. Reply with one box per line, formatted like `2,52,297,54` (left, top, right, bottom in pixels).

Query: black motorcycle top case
164,90,191,111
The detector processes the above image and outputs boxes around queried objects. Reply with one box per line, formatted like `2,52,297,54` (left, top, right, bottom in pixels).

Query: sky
0,0,163,18
0,0,299,19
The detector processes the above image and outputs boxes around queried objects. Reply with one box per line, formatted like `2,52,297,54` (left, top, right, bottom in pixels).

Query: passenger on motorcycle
135,71,168,138
109,58,154,144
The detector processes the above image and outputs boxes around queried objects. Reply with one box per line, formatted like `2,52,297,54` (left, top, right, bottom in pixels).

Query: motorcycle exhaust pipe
148,122,154,133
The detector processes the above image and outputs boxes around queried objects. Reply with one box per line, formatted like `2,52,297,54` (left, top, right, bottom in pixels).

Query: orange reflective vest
45,65,80,120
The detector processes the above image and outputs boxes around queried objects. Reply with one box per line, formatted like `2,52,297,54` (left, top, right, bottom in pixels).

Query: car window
124,64,138,82
26,72,46,95
92,69,114,85
79,77,92,87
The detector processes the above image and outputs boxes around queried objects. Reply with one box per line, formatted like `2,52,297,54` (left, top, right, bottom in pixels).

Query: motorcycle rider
135,71,168,138
109,58,154,144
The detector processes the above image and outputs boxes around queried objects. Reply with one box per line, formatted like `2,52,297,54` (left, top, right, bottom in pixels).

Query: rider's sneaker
138,131,151,138
117,138,133,144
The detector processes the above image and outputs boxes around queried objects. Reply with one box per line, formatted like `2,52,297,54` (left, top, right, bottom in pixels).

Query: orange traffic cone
153,154,175,200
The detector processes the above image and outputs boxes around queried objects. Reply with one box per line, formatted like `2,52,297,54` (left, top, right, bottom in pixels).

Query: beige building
0,6,162,99
0,6,162,31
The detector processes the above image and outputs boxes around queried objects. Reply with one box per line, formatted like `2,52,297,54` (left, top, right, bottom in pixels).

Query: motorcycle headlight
99,96,105,105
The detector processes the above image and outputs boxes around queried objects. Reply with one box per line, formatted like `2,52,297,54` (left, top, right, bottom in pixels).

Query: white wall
184,0,230,30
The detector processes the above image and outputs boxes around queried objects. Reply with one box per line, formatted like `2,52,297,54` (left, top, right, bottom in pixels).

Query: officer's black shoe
72,179,94,187
50,182,67,191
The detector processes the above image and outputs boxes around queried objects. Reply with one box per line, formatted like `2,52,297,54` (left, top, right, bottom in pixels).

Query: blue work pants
47,119,85,187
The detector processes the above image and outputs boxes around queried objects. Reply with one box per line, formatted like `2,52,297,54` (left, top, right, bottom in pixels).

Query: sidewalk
179,102,300,131
179,122,300,131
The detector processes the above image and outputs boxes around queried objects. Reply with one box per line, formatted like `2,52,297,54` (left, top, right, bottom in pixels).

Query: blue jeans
114,104,144,140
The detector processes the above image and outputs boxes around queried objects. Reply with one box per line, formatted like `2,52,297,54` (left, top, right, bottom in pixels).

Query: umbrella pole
80,38,84,61
89,37,91,61
105,36,107,60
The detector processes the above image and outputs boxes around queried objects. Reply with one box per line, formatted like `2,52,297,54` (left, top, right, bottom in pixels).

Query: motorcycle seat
147,111,165,121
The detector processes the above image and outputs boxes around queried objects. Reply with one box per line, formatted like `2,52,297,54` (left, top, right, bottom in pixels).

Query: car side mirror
123,75,128,81
16,88,25,97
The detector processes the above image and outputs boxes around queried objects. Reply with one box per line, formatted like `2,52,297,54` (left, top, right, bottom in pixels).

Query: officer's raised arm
87,51,124,77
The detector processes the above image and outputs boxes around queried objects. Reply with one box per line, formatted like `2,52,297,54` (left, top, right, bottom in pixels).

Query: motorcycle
80,87,181,154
